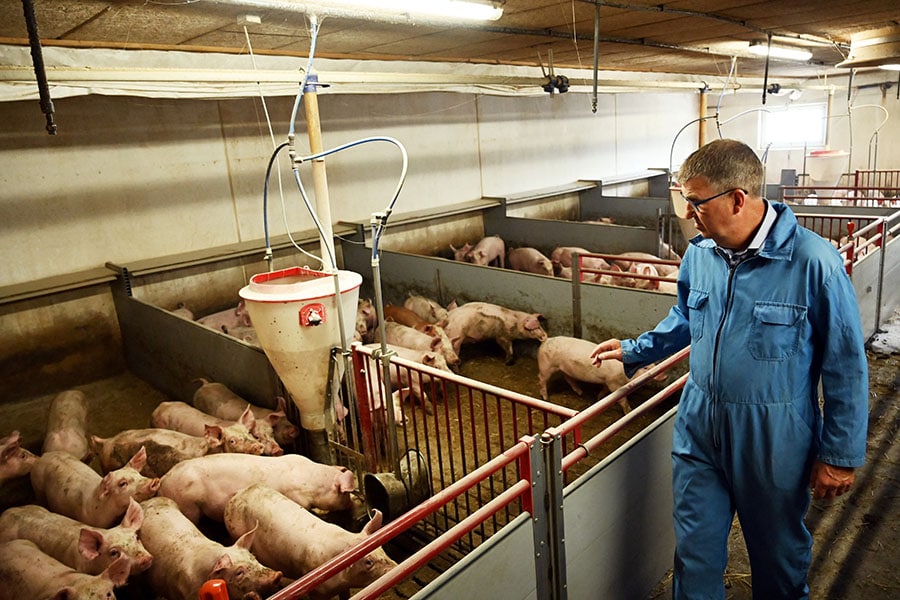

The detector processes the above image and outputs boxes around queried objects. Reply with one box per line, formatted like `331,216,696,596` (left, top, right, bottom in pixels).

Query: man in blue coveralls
590,139,869,599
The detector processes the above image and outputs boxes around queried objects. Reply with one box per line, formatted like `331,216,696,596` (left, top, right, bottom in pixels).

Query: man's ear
732,188,747,212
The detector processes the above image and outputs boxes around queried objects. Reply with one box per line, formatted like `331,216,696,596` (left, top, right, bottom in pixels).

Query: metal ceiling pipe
20,0,56,134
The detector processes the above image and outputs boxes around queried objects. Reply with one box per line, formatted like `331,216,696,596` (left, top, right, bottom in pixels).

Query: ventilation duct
836,26,900,69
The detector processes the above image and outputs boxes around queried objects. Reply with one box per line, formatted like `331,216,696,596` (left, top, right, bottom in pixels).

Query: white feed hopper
239,267,362,431
807,150,849,195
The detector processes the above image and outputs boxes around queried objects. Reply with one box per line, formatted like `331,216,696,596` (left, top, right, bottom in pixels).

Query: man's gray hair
678,139,764,197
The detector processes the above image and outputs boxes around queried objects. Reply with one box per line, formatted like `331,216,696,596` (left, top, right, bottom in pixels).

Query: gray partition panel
580,196,671,229
111,282,283,407
342,245,675,344
485,214,660,256
564,408,677,600
412,408,677,600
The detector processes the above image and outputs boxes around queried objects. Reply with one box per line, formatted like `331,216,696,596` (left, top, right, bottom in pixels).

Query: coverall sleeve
812,264,869,467
620,253,693,377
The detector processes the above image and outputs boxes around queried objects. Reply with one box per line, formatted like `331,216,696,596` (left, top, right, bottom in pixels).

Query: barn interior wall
0,86,696,400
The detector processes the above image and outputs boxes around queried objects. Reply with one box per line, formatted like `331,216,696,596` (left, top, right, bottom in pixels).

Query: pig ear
98,473,114,498
362,510,384,535
266,411,286,424
335,468,356,493
447,300,458,311
239,405,257,429
121,497,144,530
210,554,234,578
422,354,437,367
233,521,259,550
102,556,131,587
126,446,148,471
77,528,103,560
429,337,442,352
204,425,225,447
1,444,18,462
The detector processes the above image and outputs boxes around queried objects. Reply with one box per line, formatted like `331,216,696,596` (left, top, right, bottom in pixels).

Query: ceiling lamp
837,26,900,70
748,41,812,62
216,0,504,22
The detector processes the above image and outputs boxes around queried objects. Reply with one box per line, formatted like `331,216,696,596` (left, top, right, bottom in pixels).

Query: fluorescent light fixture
328,0,503,21
879,63,900,71
748,42,812,62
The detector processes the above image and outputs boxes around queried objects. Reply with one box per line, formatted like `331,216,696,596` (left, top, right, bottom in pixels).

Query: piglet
449,242,472,262
444,301,547,364
192,378,298,448
508,247,554,276
0,498,152,576
467,235,505,267
225,484,396,599
90,427,243,477
381,306,459,368
151,401,270,456
356,298,378,343
42,389,92,462
0,539,130,600
140,497,282,600
0,430,37,484
158,453,357,523
30,447,160,528
537,336,666,414
361,342,450,409
403,293,449,325
196,299,252,333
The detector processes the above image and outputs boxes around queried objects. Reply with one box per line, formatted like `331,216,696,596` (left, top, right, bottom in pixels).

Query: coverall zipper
710,255,752,449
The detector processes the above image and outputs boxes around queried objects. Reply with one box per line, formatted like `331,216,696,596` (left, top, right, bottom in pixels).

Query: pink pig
444,301,547,364
225,484,397,598
0,498,152,576
150,401,269,456
537,336,666,414
140,496,282,600
508,247,554,276
0,538,131,600
192,379,298,449
0,430,37,484
42,389,92,462
196,299,252,333
158,453,358,523
467,235,505,267
30,447,160,529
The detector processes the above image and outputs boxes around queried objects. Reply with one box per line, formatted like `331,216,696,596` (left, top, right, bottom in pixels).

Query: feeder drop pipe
370,252,401,474
591,3,600,114
761,32,771,106
301,73,337,271
21,0,56,134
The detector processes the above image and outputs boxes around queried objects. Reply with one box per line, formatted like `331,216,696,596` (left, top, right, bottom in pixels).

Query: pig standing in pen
158,453,357,523
140,496,282,600
192,378,299,447
196,299,252,333
508,247,554,276
225,484,397,599
0,538,131,600
30,446,160,528
466,235,506,267
0,431,37,484
444,301,547,364
0,498,152,576
538,336,666,414
42,389,92,462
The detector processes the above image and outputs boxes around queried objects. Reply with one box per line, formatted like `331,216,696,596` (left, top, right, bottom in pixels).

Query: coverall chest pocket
749,302,807,361
687,289,709,340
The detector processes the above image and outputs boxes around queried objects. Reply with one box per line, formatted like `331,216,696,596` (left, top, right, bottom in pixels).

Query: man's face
680,177,737,242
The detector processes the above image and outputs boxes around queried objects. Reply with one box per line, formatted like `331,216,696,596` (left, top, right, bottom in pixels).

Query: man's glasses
679,187,745,212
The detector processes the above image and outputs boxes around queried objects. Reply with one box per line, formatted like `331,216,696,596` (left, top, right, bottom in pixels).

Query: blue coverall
620,203,869,599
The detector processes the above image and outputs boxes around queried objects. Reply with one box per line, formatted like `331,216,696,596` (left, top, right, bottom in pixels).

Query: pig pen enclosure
2,173,898,599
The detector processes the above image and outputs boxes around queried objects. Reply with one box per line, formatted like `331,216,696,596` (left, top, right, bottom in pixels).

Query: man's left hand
809,460,855,499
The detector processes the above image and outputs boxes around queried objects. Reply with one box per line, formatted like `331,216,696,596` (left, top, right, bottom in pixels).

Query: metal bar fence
267,344,691,599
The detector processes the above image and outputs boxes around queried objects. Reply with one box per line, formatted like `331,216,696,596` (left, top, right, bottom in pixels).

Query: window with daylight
759,102,827,150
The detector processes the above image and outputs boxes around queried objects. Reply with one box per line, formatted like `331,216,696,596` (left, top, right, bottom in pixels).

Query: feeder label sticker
300,303,326,326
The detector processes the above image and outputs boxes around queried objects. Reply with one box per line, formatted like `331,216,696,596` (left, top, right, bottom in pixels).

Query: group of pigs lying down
450,235,680,292
0,386,398,599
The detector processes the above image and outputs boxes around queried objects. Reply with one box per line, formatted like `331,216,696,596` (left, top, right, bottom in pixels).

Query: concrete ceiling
1,1,898,81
